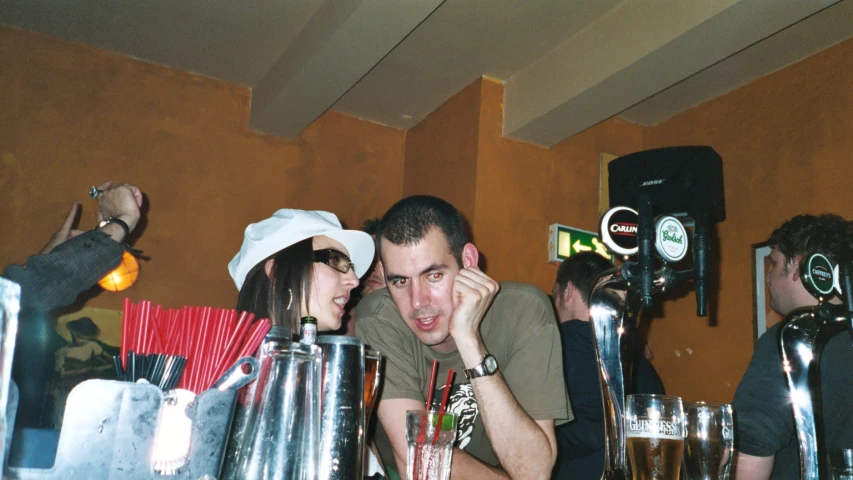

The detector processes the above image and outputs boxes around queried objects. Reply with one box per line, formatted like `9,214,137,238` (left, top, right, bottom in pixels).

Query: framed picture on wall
40,307,121,429
752,242,783,340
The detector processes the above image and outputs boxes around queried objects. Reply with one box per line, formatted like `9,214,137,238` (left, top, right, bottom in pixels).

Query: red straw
121,298,131,369
425,369,455,475
425,359,438,410
413,360,440,477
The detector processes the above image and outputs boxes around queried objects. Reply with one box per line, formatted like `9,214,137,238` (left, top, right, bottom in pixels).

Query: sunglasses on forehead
313,249,356,274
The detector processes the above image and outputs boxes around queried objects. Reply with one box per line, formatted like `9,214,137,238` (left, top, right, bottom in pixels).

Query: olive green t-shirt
355,281,572,468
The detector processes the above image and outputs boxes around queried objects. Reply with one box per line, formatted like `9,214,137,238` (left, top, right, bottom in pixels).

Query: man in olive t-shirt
355,195,571,479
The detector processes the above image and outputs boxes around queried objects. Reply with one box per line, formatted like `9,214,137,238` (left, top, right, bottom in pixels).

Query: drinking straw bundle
116,298,271,394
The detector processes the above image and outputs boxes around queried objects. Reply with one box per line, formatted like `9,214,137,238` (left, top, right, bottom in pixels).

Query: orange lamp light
98,250,140,292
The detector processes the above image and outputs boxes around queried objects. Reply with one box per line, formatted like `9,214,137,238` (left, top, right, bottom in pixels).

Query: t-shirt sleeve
732,325,795,456
355,293,424,402
500,286,573,423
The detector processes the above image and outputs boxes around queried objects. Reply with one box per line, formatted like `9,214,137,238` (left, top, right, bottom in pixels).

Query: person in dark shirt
550,252,664,480
733,214,853,480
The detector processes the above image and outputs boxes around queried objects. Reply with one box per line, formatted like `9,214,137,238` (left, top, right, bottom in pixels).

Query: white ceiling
3,0,851,147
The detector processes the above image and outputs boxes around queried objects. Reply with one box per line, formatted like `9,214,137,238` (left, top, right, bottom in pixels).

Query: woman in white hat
228,209,375,337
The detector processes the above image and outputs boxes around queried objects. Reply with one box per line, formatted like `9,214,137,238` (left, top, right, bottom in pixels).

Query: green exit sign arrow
548,224,613,263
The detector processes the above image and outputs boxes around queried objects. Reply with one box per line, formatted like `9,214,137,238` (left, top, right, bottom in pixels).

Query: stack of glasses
624,394,734,480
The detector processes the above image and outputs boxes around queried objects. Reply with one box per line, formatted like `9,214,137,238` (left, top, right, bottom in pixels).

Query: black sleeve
555,323,605,458
633,354,665,395
732,324,795,456
2,230,122,312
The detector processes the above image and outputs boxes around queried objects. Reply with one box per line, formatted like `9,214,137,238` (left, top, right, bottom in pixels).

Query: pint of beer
625,394,686,480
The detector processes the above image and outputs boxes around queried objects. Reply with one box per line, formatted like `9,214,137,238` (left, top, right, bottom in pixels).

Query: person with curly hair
734,213,853,479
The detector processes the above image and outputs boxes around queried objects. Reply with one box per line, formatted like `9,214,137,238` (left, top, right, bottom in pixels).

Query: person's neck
560,306,590,323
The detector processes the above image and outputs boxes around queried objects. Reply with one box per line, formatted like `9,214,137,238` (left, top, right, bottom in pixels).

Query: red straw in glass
425,359,438,410
413,360,439,478
426,368,454,475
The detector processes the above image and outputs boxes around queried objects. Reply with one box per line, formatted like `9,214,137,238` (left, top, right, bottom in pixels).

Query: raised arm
449,266,558,479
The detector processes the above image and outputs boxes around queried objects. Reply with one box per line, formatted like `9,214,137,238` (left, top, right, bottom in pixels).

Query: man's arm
450,266,558,479
2,181,143,311
378,397,510,479
456,338,558,479
734,451,774,480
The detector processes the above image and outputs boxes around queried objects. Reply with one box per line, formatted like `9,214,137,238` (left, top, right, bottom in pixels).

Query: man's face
362,257,386,296
766,247,807,316
381,227,461,353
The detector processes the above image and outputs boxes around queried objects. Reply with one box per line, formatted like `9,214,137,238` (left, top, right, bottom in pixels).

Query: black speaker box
608,146,725,223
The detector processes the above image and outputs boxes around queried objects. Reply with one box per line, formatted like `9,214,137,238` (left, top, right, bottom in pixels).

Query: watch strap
464,353,497,380
99,216,130,240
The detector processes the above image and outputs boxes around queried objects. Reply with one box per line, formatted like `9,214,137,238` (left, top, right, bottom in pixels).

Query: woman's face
303,235,360,331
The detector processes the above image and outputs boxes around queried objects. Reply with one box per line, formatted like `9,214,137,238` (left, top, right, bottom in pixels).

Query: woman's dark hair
236,237,314,336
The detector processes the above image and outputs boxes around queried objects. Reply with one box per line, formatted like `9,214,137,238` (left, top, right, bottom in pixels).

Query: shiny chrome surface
589,267,643,480
225,332,323,480
0,278,20,471
222,326,290,478
316,336,367,480
780,305,850,480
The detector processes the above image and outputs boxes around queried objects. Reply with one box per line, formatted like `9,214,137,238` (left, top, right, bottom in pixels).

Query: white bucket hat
228,209,375,290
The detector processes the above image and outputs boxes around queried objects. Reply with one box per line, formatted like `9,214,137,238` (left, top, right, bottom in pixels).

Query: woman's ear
264,258,276,279
461,243,479,269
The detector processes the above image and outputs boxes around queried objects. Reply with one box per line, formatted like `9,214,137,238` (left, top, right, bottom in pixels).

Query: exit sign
548,224,613,263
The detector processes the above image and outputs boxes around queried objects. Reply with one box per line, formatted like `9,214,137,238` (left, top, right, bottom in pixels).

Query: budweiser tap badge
654,216,688,263
600,206,639,256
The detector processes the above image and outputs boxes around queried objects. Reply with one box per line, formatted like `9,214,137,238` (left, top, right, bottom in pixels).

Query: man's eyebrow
385,263,448,282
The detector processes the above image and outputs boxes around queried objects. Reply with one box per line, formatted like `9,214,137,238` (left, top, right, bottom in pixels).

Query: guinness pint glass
625,394,686,480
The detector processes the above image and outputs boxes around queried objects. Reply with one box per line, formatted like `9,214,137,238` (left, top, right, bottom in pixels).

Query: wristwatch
463,353,498,380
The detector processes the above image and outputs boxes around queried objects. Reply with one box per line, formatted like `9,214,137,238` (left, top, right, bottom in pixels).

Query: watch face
484,355,498,374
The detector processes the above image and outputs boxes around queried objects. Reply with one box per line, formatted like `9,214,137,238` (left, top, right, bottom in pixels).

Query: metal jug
224,327,323,480
315,336,383,480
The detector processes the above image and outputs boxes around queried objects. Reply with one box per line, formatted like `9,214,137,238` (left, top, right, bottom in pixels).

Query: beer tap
593,208,701,480
590,146,725,480
779,252,849,480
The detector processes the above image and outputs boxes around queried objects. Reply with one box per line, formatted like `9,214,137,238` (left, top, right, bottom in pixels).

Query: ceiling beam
249,0,444,138
503,0,840,147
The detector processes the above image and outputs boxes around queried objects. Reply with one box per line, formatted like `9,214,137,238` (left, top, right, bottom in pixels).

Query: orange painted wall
0,26,405,311
473,79,643,290
400,78,644,290
403,81,481,223
643,36,853,403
